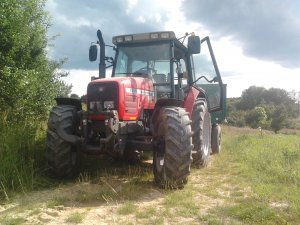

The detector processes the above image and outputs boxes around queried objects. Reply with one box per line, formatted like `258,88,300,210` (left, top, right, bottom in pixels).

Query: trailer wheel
45,105,79,178
152,107,193,188
211,124,221,154
192,99,211,167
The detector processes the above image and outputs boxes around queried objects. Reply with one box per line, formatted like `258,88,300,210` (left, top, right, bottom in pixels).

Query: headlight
90,101,102,111
104,101,115,109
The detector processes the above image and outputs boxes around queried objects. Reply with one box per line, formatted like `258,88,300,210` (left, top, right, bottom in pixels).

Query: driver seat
153,74,166,83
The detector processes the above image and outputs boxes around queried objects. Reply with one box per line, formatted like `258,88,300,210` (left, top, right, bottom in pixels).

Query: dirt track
0,156,248,225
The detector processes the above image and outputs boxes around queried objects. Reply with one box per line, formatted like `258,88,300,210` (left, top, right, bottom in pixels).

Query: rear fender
183,87,206,118
155,98,183,108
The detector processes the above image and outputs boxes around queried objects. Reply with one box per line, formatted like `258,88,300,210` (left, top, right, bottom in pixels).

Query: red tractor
46,29,225,188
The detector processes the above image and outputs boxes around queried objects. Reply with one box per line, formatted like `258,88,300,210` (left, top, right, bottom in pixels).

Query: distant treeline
226,86,300,133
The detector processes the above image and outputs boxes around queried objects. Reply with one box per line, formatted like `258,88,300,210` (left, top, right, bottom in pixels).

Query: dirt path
0,156,247,225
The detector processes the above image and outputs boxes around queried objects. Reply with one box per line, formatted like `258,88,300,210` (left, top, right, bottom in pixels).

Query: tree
70,93,80,99
270,105,287,133
0,0,70,122
245,106,268,129
238,86,266,110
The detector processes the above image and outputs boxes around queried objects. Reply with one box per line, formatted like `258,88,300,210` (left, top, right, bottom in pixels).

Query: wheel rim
218,129,221,151
155,152,164,173
203,112,210,156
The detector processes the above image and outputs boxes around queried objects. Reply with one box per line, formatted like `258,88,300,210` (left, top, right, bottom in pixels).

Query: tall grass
218,126,300,223
0,112,46,201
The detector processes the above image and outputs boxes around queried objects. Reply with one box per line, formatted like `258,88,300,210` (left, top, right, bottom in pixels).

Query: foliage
226,98,246,127
0,0,71,200
245,106,268,129
270,105,287,133
0,114,48,200
227,86,299,132
238,86,266,110
0,0,71,122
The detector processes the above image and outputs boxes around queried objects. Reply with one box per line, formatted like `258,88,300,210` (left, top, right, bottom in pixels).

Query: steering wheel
134,67,155,75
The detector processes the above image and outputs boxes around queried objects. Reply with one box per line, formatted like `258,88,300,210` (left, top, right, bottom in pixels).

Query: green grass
1,115,300,224
136,206,157,218
65,212,85,224
198,214,225,225
118,202,137,215
0,113,48,201
47,197,68,208
1,216,27,225
218,197,286,224
211,126,300,224
163,187,199,217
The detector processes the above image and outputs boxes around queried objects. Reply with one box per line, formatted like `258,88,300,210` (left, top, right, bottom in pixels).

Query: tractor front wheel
45,105,79,178
152,107,193,188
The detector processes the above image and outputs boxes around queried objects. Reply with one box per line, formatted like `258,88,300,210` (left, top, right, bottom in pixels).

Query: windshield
114,43,170,80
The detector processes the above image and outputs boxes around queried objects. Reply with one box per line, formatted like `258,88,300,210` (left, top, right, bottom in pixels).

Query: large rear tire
45,105,79,178
151,107,193,188
192,99,211,167
211,124,221,154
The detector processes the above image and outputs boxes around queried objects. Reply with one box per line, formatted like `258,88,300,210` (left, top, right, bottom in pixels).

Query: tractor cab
98,31,224,113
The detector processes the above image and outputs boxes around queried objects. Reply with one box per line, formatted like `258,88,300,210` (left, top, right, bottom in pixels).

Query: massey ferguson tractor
46,29,225,188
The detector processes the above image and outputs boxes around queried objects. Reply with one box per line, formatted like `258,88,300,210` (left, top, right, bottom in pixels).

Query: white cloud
62,69,112,96
137,16,146,23
214,37,300,97
57,15,92,28
48,0,300,98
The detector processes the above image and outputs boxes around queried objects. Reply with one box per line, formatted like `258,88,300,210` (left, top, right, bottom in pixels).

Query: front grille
87,82,119,111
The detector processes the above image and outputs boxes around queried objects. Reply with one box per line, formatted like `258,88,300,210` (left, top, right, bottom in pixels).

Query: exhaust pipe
97,29,106,78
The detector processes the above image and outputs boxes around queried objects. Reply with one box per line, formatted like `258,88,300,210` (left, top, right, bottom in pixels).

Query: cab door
191,36,224,113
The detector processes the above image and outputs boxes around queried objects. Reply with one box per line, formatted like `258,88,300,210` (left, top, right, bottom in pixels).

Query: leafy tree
238,86,266,110
70,93,80,99
0,0,70,122
270,105,287,133
245,106,268,129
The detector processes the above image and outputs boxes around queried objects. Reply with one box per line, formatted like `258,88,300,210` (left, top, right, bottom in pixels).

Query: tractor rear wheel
192,99,211,167
211,124,221,154
152,107,193,188
45,105,79,178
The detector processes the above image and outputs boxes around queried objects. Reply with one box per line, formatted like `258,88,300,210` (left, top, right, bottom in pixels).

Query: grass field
0,125,299,224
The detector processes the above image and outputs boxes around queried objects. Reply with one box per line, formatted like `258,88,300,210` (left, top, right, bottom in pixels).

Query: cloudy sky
46,0,300,97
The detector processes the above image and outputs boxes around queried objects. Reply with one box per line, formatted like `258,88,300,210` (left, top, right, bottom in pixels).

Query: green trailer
197,83,227,124
196,83,227,154
211,84,227,124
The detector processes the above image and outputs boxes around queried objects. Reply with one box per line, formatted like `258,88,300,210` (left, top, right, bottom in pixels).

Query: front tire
45,105,79,178
192,99,211,167
152,107,193,188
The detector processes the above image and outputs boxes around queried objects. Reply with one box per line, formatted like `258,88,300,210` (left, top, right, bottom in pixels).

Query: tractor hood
87,76,155,121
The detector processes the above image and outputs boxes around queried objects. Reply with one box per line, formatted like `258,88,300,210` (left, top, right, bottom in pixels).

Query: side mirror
89,44,98,61
188,35,200,54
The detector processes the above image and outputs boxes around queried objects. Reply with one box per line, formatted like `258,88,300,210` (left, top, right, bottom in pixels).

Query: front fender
55,97,82,110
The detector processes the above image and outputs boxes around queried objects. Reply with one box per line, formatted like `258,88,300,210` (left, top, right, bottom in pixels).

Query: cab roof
112,31,176,45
